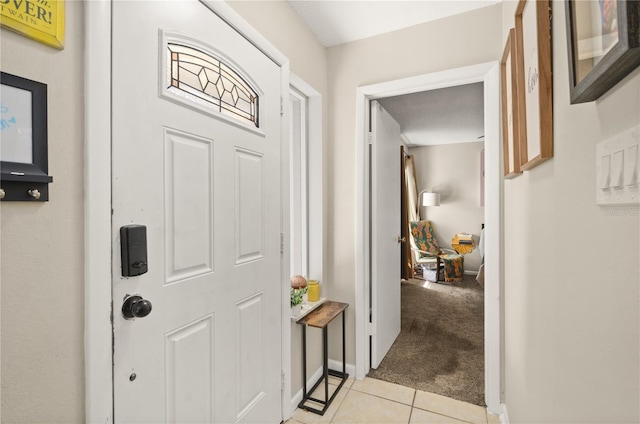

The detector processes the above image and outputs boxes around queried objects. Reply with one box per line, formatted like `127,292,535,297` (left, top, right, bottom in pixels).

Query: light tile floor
286,377,501,424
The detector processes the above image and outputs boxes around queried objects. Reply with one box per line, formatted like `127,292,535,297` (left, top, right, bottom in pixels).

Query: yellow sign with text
0,0,65,49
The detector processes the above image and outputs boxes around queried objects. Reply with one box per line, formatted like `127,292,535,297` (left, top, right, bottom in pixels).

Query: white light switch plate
596,126,640,206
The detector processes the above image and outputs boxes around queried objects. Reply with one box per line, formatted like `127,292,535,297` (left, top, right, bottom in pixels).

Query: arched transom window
167,43,259,127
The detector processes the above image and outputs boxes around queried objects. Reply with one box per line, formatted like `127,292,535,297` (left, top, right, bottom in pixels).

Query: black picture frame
566,0,640,104
0,72,52,201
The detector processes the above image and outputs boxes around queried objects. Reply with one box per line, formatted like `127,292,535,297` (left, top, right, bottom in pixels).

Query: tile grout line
333,384,417,423
329,384,350,423
411,406,482,424
407,389,417,424
322,378,485,424
412,391,487,424
349,387,416,407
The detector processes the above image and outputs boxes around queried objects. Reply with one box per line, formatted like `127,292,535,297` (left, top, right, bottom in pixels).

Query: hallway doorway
354,62,503,414
372,82,486,405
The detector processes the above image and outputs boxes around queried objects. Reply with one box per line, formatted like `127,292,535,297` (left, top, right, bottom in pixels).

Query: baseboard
499,403,510,424
288,365,323,418
464,270,479,276
328,359,356,377
288,361,356,418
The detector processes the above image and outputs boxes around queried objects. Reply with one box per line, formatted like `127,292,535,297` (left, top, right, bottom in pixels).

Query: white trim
483,62,503,415
289,365,325,415
355,92,371,379
84,1,112,423
85,2,291,422
279,60,292,423
354,62,503,413
289,73,323,283
328,359,356,378
199,0,288,66
289,88,309,276
499,402,510,424
286,73,323,420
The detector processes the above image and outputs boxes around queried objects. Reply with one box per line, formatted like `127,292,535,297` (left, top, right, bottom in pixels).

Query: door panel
164,127,214,282
165,315,215,423
236,293,266,418
235,149,265,263
370,101,401,369
112,1,282,422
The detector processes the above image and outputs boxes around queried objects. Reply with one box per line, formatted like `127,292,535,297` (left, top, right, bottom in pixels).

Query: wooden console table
296,300,349,415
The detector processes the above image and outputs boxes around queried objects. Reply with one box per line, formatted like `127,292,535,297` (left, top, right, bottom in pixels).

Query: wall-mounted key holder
0,183,51,201
120,224,148,277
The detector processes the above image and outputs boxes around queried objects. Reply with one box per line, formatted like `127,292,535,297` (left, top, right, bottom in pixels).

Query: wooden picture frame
566,0,640,104
501,28,522,178
515,0,553,171
480,148,485,206
0,72,52,201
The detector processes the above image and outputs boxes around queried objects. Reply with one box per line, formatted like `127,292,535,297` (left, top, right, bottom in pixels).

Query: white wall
326,4,503,364
501,1,639,422
0,2,85,422
411,142,485,272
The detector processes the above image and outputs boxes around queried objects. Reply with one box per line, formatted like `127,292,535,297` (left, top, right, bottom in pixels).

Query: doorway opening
354,62,503,414
369,84,486,405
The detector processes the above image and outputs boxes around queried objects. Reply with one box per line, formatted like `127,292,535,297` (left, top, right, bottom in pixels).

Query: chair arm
410,247,439,258
440,248,459,255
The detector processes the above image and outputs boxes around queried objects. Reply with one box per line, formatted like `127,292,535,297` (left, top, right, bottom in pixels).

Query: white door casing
370,101,402,369
354,62,503,414
112,1,283,422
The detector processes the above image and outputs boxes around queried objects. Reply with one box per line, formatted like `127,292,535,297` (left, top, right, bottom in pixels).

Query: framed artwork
566,0,640,104
501,28,522,178
0,72,52,201
515,0,553,171
0,0,65,49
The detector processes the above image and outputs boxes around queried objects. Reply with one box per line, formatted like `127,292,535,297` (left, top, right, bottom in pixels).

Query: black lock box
120,224,148,277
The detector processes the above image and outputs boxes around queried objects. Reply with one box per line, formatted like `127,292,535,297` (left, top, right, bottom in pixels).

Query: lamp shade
422,192,440,206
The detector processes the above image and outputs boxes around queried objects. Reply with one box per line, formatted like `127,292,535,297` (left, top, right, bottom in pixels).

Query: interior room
364,84,487,406
379,82,485,278
1,1,638,423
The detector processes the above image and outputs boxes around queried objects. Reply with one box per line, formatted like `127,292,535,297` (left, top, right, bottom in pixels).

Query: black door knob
122,295,153,319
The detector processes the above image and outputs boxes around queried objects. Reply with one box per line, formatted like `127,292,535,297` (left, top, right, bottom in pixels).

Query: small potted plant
290,275,308,317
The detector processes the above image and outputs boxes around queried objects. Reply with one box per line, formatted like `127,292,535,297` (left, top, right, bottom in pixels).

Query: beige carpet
367,274,485,406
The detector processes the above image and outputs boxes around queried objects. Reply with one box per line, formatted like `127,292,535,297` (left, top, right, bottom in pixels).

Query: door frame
354,61,504,414
286,72,323,418
84,2,290,422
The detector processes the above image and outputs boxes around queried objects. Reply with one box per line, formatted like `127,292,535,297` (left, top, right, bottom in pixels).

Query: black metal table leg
302,323,307,401
323,326,329,405
342,309,346,377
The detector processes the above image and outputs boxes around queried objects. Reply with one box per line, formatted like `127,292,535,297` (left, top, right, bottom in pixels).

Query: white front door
370,101,401,369
111,1,283,422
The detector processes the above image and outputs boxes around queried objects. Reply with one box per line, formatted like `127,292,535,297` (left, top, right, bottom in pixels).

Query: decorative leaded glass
167,43,259,127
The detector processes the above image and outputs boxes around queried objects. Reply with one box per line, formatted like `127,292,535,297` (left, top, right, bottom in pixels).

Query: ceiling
378,82,484,146
287,0,495,146
287,0,501,48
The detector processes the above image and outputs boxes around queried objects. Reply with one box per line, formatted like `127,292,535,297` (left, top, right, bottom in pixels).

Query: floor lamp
419,190,440,207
